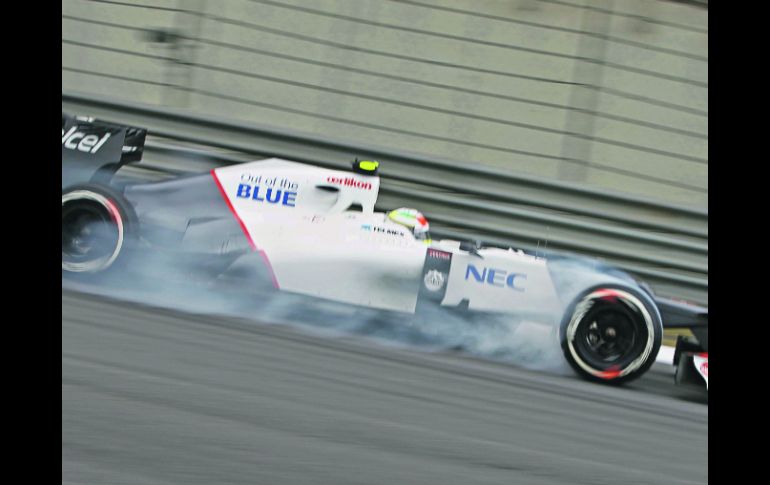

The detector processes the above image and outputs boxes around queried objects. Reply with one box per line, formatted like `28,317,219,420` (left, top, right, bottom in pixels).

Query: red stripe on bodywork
211,169,256,251
259,250,280,289
211,169,280,289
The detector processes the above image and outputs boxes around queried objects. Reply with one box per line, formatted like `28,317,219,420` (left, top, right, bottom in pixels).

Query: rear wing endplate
62,113,147,187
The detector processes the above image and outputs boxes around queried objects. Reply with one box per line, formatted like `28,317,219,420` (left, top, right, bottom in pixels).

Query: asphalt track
62,288,707,485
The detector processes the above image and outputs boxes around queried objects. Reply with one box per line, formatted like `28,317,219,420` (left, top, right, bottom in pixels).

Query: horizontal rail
62,92,708,305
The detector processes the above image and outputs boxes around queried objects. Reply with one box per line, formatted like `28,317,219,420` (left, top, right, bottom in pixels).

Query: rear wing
62,113,147,187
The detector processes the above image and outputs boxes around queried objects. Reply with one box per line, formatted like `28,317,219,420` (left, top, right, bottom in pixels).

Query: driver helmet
388,208,431,242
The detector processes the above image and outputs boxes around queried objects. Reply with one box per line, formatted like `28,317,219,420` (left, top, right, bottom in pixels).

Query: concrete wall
62,0,707,207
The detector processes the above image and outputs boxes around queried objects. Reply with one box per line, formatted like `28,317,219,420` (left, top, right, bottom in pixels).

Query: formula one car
62,114,709,386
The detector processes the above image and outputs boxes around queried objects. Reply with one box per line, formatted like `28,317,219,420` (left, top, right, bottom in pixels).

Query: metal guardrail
62,91,708,305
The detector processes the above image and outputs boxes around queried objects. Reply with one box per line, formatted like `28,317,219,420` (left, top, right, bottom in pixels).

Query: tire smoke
62,244,572,375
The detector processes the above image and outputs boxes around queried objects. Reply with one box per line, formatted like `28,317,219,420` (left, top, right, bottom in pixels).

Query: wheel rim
62,190,124,272
566,289,656,380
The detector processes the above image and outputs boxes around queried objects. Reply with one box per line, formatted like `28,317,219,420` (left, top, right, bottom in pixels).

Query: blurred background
62,0,708,304
62,4,708,483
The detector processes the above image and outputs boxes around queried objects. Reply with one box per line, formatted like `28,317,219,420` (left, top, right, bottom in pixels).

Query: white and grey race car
62,114,709,386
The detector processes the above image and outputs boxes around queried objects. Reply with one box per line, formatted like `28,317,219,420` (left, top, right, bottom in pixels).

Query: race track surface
62,289,707,485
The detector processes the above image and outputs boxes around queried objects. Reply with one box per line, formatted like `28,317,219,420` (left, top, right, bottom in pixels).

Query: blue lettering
236,184,251,198
265,188,282,203
283,191,297,207
506,273,526,291
487,269,505,287
236,183,297,208
466,264,526,291
465,264,486,282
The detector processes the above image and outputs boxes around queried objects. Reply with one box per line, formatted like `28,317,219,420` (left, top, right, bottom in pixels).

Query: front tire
62,183,137,274
560,286,662,385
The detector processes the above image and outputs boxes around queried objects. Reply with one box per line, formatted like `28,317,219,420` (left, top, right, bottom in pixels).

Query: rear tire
560,285,662,385
62,183,137,274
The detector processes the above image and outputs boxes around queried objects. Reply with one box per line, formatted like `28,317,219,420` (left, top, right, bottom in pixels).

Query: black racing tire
62,183,138,275
559,285,662,385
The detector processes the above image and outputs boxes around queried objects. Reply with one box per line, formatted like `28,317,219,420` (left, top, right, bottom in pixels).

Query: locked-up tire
62,183,137,274
560,286,662,385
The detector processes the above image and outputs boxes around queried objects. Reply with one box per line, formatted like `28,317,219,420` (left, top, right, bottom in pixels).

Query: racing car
62,114,709,386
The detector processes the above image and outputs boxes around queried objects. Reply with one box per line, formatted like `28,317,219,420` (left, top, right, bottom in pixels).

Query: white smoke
62,237,572,376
